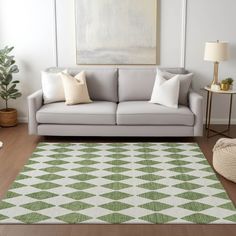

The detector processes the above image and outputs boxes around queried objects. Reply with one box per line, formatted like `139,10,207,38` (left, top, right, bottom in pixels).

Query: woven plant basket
0,108,17,127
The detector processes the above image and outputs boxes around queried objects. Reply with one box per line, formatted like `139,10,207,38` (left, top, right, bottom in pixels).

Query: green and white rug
0,143,236,224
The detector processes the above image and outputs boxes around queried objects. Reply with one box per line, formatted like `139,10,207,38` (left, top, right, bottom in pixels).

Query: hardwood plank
0,124,41,199
0,124,236,236
0,224,236,236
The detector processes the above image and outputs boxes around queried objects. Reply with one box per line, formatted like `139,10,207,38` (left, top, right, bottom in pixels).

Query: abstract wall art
75,0,159,65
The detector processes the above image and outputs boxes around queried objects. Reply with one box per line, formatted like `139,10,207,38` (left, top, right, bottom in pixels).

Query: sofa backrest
45,67,187,103
118,67,187,102
46,67,118,102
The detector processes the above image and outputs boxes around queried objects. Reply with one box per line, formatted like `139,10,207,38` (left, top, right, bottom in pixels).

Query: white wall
56,0,183,67
0,0,56,120
186,0,236,122
0,0,236,123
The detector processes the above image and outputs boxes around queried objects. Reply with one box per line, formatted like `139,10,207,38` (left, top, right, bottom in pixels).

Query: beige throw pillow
60,71,92,105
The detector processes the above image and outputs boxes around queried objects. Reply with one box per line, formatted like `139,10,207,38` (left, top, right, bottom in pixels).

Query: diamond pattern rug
0,142,236,224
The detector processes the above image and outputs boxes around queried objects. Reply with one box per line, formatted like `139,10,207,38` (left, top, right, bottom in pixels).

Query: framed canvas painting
75,0,159,65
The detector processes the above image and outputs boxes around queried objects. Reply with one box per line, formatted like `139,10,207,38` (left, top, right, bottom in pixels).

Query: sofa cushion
158,67,188,74
118,68,187,102
45,68,118,102
118,68,156,102
117,101,194,126
36,101,117,125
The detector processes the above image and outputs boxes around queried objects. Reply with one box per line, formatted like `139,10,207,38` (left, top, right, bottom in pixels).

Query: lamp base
210,83,221,91
211,61,219,86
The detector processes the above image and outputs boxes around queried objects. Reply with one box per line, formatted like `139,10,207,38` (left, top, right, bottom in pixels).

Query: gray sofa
28,67,203,137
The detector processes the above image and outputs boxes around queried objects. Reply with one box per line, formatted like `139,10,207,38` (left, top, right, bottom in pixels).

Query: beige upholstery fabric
188,90,203,136
27,90,43,135
27,67,203,137
38,124,194,137
118,69,156,101
118,68,188,102
158,67,188,74
117,101,194,126
36,101,117,125
27,88,203,136
213,138,236,183
45,67,118,102
61,71,92,105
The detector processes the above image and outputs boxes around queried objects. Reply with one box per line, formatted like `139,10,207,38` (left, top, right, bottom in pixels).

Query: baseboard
18,117,28,123
204,118,236,125
18,116,236,125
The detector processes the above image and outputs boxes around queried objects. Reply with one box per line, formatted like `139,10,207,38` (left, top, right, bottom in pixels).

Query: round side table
204,86,236,138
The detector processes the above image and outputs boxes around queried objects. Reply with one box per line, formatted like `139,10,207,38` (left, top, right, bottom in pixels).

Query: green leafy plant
0,46,21,111
225,77,234,85
221,78,234,85
221,79,228,84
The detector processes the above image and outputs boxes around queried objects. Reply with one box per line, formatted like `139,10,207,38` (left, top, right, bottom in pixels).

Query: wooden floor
0,124,236,236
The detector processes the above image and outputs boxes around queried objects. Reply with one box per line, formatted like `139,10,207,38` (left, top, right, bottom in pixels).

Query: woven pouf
213,138,236,183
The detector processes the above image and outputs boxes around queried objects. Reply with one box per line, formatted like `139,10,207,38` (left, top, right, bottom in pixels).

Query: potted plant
0,46,21,127
225,78,234,90
220,80,229,91
220,78,234,91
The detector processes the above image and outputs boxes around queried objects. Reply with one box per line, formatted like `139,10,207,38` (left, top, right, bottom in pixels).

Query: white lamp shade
204,41,229,62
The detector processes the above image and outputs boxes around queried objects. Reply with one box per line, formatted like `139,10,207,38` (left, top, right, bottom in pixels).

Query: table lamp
204,40,229,88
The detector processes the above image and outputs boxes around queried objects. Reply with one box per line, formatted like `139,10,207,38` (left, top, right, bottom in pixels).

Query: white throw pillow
158,69,193,105
61,71,92,105
150,73,180,108
41,70,66,104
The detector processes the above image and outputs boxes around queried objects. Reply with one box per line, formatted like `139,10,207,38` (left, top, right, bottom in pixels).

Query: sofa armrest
27,90,43,135
189,90,204,136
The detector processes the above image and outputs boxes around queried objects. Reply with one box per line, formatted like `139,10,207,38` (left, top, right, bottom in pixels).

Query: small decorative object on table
220,77,233,91
211,83,221,91
0,46,21,127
